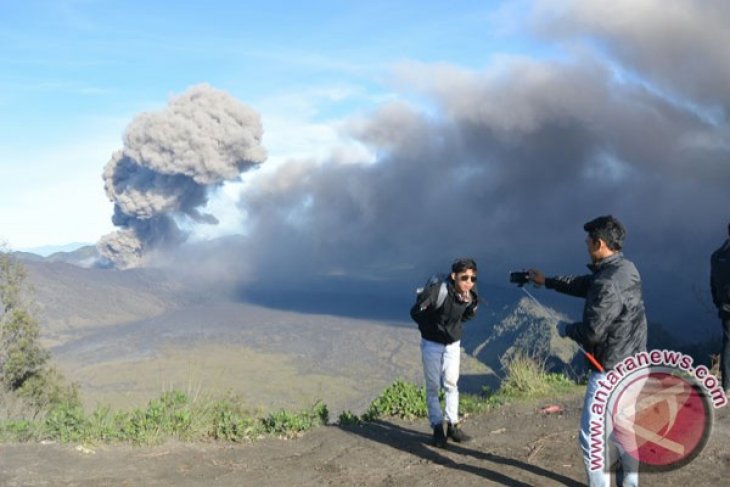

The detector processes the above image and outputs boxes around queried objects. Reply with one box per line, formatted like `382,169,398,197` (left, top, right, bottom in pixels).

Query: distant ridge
13,245,101,268
468,297,582,374
17,242,92,257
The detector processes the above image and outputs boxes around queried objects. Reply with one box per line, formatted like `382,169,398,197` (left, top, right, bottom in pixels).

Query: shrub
261,401,329,437
209,399,261,442
85,406,124,442
337,410,361,426
0,253,50,391
17,368,81,418
0,389,334,444
116,390,195,444
458,391,492,415
362,379,427,421
500,353,554,398
0,419,35,442
0,252,78,421
42,402,89,443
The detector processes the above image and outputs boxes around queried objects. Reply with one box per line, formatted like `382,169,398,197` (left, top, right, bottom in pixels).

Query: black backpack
410,274,449,328
415,274,449,311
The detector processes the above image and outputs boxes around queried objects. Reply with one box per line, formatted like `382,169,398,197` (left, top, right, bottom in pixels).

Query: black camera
509,270,530,287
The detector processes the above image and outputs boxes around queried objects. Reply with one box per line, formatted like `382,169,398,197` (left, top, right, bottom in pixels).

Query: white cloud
0,128,120,249
1,181,113,250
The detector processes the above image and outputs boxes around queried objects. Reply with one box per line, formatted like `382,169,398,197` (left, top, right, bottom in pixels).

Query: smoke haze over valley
66,0,726,344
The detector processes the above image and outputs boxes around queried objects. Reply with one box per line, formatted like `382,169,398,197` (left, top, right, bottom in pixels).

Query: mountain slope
468,297,581,374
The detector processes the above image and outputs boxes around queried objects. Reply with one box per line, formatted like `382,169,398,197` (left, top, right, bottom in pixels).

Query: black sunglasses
458,275,477,283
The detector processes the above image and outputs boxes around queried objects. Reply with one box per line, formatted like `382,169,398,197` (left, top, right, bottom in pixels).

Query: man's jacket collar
587,251,623,274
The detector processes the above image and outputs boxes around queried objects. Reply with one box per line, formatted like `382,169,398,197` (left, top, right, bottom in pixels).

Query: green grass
498,353,577,398
261,401,328,437
337,410,361,426
361,379,428,421
0,355,581,444
0,390,329,444
354,354,581,423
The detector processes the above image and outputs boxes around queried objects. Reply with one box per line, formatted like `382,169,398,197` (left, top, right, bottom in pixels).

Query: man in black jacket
410,258,479,448
529,215,647,487
711,222,730,395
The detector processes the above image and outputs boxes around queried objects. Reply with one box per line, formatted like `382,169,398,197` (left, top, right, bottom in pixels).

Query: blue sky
0,0,540,251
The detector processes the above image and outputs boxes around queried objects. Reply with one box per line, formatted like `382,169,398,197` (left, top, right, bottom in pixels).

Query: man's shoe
432,423,447,448
447,422,471,443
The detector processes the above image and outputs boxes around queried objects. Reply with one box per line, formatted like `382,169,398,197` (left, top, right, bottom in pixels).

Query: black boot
447,422,471,443
432,423,447,448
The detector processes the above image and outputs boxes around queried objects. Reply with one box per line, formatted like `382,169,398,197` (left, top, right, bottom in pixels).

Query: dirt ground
1,392,728,487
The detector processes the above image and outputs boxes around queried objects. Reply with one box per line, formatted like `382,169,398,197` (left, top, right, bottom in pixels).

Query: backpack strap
435,281,448,309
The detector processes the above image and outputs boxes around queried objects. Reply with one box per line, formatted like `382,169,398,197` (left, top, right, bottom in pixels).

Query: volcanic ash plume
98,84,266,269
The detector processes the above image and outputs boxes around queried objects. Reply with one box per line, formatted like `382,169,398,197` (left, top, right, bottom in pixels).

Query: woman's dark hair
452,257,477,274
583,215,626,251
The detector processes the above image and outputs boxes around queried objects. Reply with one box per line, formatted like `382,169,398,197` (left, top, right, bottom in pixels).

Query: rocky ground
1,391,728,487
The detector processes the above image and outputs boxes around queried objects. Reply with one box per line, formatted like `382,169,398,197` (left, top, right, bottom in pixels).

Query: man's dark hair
452,257,477,274
727,222,730,237
584,215,626,251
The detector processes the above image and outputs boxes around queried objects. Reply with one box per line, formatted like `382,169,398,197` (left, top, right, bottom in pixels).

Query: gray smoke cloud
533,0,730,108
231,0,729,334
98,84,266,269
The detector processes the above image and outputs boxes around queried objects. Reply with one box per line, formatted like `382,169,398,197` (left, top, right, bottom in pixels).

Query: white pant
580,372,640,487
421,338,461,427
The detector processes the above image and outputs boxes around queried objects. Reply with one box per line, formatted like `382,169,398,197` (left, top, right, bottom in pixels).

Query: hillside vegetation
0,354,579,445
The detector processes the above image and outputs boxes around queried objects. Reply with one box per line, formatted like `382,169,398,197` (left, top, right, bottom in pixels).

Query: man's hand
528,268,545,287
